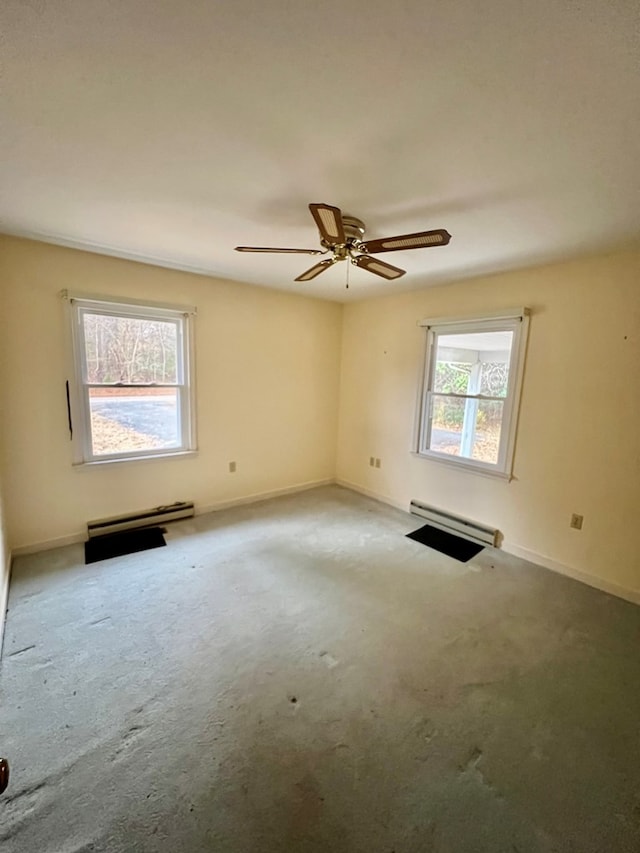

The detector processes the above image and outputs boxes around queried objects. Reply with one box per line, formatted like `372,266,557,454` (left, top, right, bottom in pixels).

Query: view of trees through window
434,360,509,398
81,312,181,456
428,331,512,464
83,313,178,384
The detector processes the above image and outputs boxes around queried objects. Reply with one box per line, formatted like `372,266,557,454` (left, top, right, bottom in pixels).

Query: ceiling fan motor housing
320,214,366,251
341,215,366,244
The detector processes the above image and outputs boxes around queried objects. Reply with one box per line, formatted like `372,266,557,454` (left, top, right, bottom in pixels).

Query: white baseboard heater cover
410,500,498,547
87,501,195,538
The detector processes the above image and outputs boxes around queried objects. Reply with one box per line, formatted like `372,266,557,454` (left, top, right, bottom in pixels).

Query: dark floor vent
406,523,484,562
84,527,166,564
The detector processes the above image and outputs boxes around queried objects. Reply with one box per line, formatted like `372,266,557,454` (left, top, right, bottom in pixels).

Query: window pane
429,396,465,456
82,313,178,384
478,350,512,398
89,388,180,456
470,399,504,465
428,395,504,465
432,352,472,394
432,330,513,397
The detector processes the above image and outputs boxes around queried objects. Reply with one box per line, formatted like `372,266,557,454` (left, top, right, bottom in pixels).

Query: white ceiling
2,0,639,303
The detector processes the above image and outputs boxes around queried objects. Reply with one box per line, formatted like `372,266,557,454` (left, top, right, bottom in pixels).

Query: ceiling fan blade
235,246,324,255
360,228,451,254
352,255,405,279
294,259,336,282
309,203,346,245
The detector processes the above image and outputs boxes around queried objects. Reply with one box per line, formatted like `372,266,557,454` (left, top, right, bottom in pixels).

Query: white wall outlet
570,513,583,530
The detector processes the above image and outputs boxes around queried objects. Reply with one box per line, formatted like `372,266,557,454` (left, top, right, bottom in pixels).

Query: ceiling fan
235,203,451,282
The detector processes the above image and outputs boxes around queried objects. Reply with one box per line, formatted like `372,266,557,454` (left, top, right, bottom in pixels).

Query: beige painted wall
1,235,638,601
0,236,342,549
0,266,9,646
0,476,9,650
337,249,640,595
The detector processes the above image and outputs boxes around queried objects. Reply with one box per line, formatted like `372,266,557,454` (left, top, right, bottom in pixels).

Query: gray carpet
1,485,639,852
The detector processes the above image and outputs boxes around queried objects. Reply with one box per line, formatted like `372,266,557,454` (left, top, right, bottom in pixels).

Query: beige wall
0,236,342,549
337,249,640,596
0,476,9,650
1,236,638,602
0,269,9,644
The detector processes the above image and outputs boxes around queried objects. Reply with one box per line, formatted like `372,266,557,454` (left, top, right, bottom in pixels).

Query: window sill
73,449,199,469
412,450,513,481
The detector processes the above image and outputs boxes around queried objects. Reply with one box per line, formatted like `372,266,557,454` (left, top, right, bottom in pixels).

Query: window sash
416,313,528,477
77,306,185,386
68,296,195,464
84,383,181,388
425,392,506,402
82,386,190,461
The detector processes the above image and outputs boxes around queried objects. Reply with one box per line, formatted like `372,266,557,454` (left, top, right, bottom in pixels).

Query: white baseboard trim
10,478,336,557
337,480,640,608
335,478,408,514
502,541,640,607
12,531,86,557
11,478,637,609
195,478,335,516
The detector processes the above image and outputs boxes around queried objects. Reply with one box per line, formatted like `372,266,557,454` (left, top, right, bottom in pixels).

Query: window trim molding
61,289,197,317
64,292,197,466
417,306,526,328
413,308,530,479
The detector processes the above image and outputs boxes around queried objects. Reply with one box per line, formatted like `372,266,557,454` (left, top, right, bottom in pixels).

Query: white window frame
64,292,197,466
414,308,530,479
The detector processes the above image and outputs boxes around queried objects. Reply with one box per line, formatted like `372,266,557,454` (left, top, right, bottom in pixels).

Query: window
415,309,529,477
66,294,196,464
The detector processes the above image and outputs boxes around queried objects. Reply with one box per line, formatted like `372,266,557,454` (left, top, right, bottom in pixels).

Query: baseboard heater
409,500,499,547
87,501,195,539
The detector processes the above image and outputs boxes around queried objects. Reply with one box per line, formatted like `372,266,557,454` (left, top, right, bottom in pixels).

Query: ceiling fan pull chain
346,258,350,289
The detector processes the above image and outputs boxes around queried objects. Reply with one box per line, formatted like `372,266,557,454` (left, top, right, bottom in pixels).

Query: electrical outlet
375,458,381,468
369,456,375,467
570,513,583,530
228,461,236,473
